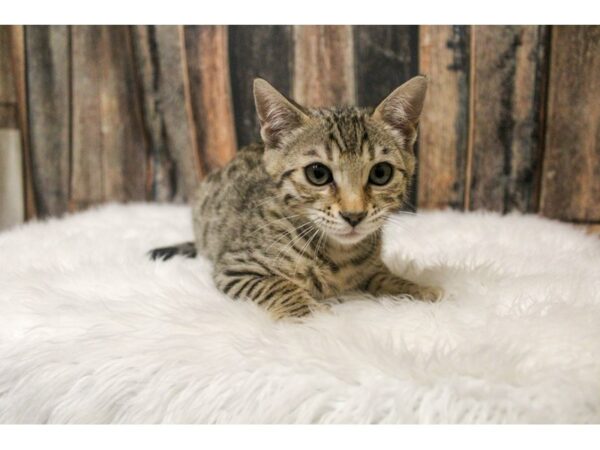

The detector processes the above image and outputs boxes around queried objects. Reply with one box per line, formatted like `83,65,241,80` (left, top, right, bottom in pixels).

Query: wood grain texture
229,25,293,147
184,25,237,175
0,26,21,229
0,27,18,129
468,25,548,213
540,26,600,221
354,26,419,107
0,104,17,128
0,27,24,227
131,25,201,202
71,26,148,210
293,25,355,107
418,25,470,210
25,26,71,217
5,26,36,219
3,24,600,231
0,26,18,105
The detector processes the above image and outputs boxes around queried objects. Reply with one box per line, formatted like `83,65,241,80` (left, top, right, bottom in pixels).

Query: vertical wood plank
0,26,25,229
468,25,549,213
418,25,470,210
131,25,201,202
228,25,293,147
293,25,355,107
8,26,36,219
71,26,102,207
0,104,17,128
0,26,18,105
71,26,148,210
540,26,600,222
26,25,71,217
354,26,419,107
183,25,237,174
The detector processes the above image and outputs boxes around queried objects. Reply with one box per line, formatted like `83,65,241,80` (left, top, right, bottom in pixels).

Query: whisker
315,225,327,259
376,201,419,216
245,213,304,238
383,216,413,231
263,220,314,255
292,225,322,276
249,193,285,209
272,222,318,264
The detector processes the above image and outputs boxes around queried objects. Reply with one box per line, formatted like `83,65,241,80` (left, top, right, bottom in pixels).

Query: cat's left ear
372,75,428,145
253,78,309,149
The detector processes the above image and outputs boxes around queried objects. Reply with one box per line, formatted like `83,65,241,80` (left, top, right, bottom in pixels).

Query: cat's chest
305,241,381,298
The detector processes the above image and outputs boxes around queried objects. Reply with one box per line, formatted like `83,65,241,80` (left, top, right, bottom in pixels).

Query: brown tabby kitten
151,76,442,319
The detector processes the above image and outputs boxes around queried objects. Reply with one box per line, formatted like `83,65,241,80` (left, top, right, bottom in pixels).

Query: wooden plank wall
0,25,599,233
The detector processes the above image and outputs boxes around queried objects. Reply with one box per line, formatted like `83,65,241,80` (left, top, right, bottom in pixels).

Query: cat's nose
339,211,367,227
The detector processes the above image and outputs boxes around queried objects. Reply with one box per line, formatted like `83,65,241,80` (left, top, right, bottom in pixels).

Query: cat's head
253,76,427,246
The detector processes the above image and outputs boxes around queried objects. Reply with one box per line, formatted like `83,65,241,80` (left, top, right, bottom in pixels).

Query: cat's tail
148,241,197,261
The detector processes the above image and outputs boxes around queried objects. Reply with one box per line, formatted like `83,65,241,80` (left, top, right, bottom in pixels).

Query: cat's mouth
338,229,360,238
328,228,369,245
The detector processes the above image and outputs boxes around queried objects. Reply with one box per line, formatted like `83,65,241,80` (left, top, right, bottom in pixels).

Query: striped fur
156,76,442,319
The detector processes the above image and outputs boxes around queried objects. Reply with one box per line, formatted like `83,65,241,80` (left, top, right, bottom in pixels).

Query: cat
150,76,442,319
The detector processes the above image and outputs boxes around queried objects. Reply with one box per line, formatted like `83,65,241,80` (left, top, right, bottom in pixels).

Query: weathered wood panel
0,27,20,230
293,25,355,107
354,26,419,107
468,25,548,213
0,27,25,229
2,25,600,229
229,25,293,147
0,26,18,106
25,25,71,217
418,25,470,210
6,26,36,219
131,25,200,202
184,25,237,175
0,104,17,129
71,26,148,210
540,26,600,222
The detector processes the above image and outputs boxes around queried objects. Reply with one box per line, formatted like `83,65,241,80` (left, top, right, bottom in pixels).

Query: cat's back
191,143,272,259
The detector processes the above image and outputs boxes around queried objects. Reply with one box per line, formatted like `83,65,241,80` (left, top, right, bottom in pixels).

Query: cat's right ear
253,79,308,148
372,75,428,146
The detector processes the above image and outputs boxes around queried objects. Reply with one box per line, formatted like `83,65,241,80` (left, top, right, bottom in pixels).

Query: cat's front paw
271,301,331,321
414,285,444,302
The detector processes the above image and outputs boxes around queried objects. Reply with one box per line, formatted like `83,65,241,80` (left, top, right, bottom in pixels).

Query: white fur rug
0,203,599,424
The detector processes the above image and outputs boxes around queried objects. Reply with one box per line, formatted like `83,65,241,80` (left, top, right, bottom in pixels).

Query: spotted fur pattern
152,76,442,319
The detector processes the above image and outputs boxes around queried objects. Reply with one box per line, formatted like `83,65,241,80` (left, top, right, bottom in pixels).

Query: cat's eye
368,162,394,186
304,163,333,186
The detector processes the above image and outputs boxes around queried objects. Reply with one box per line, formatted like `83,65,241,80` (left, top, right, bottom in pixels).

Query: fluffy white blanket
0,203,599,424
